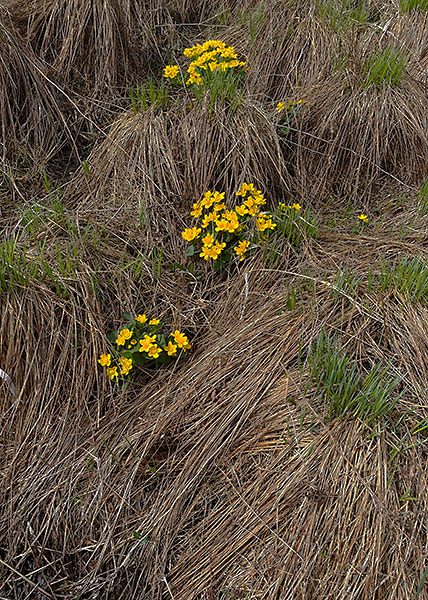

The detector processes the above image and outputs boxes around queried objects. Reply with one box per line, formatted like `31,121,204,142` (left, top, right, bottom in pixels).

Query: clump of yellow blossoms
163,40,247,88
276,99,309,112
98,314,191,382
181,183,278,267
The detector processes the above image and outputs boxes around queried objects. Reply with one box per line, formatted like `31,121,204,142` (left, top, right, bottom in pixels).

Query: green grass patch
399,0,428,11
129,80,169,114
417,179,428,216
376,257,428,303
306,330,402,424
317,0,374,30
363,46,407,89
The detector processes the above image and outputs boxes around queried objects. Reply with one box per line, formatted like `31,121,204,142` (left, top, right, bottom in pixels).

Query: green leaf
132,352,147,366
122,312,132,321
107,331,118,343
187,244,195,257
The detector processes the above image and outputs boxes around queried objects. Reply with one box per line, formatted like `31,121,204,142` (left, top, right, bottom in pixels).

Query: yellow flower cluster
181,183,277,263
276,99,308,111
164,65,179,79
280,202,302,211
98,314,191,381
163,40,247,87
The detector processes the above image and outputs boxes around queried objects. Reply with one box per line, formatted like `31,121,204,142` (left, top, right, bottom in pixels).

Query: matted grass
2,0,428,598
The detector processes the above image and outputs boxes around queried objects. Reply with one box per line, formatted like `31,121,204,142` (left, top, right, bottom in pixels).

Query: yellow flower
236,182,257,197
220,47,237,59
131,339,137,345
172,330,189,348
199,246,212,260
256,216,277,232
234,240,250,260
210,241,226,260
186,72,202,85
202,233,215,247
139,335,156,352
106,366,118,380
164,341,178,356
208,61,217,71
118,357,133,376
147,344,162,359
182,227,202,241
276,102,285,111
214,218,229,232
200,191,214,209
98,353,111,367
358,214,368,222
224,219,240,233
212,191,225,202
201,40,225,51
289,203,301,211
184,44,203,58
116,329,133,345
235,204,249,216
201,212,216,228
136,314,147,324
190,201,203,217
149,318,160,326
163,65,179,79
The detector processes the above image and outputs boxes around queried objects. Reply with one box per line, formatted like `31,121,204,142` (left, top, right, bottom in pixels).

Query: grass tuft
306,330,402,424
363,46,407,89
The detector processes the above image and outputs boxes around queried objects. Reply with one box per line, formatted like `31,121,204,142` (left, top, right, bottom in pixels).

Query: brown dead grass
0,10,68,165
70,99,289,252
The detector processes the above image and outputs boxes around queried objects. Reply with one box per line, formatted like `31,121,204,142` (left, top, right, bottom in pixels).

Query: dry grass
0,10,68,166
2,0,428,598
70,99,289,251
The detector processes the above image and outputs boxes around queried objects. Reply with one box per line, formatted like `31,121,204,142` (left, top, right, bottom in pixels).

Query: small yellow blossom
186,72,202,86
164,341,178,356
234,240,250,260
202,233,215,247
199,246,212,260
190,203,203,218
184,44,203,58
163,65,179,79
139,335,157,352
210,241,226,260
235,204,249,216
256,216,277,232
118,357,133,376
358,214,368,222
147,344,162,359
182,227,202,241
131,339,137,345
289,203,301,211
149,319,160,326
136,314,147,324
116,329,133,345
106,366,118,380
214,218,230,232
98,353,111,367
201,212,217,228
172,330,189,349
